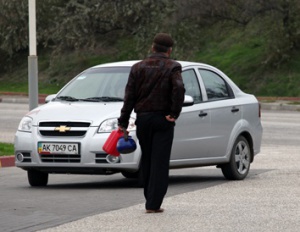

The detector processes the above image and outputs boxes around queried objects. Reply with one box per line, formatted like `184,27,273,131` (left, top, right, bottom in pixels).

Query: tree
41,0,176,54
176,0,300,66
0,0,28,56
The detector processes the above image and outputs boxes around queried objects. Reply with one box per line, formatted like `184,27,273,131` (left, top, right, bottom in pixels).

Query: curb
0,156,15,168
0,91,48,98
257,97,300,111
260,102,300,111
0,96,46,104
257,96,300,101
0,92,47,104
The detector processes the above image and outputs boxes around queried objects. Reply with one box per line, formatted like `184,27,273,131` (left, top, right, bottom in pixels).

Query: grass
193,29,300,97
0,50,117,95
0,80,62,95
1,30,300,97
0,143,14,156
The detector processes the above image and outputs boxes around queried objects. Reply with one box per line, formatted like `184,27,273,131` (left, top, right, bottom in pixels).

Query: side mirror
45,94,56,103
183,95,194,107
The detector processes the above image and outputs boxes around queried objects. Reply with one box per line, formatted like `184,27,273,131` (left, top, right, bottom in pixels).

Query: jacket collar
148,53,169,59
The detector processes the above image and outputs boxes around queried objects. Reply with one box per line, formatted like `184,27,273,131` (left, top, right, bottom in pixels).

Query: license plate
38,142,79,155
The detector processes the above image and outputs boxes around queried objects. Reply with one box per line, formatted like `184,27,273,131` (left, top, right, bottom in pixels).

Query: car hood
26,101,127,126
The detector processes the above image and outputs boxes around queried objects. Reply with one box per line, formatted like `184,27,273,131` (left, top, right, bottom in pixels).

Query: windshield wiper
56,96,79,102
82,96,123,102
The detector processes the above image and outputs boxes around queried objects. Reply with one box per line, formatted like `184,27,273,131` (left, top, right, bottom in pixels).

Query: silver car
15,61,263,186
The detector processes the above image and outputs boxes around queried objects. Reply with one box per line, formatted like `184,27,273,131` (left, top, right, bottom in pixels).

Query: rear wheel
221,136,251,180
27,170,49,187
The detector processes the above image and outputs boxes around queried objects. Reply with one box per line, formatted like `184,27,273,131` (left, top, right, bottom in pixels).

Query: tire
27,170,49,187
121,170,144,187
121,170,139,179
221,136,251,180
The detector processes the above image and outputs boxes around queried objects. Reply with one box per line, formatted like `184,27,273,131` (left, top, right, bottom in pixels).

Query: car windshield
56,67,131,102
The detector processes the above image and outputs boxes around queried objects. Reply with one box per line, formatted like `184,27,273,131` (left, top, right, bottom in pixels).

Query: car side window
182,69,202,103
199,69,230,100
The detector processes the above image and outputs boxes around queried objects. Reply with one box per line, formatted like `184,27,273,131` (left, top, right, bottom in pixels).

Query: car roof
91,60,214,69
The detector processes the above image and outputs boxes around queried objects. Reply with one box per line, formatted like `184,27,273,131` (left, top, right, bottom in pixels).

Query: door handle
199,111,208,117
231,107,239,113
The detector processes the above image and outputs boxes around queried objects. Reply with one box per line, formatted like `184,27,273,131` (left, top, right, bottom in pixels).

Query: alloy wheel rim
234,140,250,175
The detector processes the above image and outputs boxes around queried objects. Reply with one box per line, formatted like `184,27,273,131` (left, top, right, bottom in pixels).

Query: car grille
40,154,81,163
95,153,109,163
40,131,86,136
38,121,91,137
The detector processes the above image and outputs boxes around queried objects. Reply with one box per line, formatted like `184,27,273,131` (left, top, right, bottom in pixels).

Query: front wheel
121,170,144,187
221,136,251,180
121,170,139,179
27,170,49,187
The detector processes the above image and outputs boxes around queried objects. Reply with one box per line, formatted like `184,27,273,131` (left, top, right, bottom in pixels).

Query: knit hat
153,33,174,47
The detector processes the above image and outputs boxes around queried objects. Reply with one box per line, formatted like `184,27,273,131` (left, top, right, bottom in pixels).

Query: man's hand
165,115,176,122
118,126,126,132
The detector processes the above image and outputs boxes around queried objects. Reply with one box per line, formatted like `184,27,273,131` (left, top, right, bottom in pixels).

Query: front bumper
14,126,141,174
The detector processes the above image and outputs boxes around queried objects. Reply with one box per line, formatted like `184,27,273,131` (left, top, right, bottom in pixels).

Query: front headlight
98,117,136,133
18,116,33,132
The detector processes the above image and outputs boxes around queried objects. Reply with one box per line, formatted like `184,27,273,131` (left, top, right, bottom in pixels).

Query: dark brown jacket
118,53,185,128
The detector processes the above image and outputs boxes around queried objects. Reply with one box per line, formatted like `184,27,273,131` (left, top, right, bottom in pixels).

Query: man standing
118,33,185,213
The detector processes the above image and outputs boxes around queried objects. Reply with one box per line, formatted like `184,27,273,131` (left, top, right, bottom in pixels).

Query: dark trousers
135,113,175,210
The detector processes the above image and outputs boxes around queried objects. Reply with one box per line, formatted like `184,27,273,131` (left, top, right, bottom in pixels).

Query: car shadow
28,168,272,190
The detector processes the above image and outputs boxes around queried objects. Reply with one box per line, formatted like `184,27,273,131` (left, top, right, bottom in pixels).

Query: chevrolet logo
54,125,71,133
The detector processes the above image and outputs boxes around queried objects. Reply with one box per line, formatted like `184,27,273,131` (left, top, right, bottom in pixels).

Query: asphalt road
39,110,300,232
262,110,300,146
0,103,300,232
0,103,29,143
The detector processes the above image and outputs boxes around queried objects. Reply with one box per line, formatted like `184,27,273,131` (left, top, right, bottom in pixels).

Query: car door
197,69,242,158
171,68,211,160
